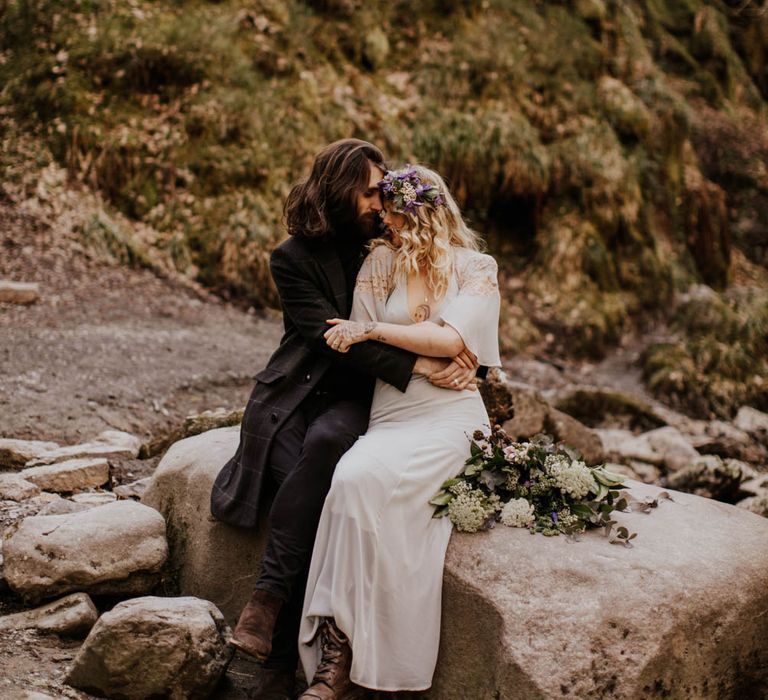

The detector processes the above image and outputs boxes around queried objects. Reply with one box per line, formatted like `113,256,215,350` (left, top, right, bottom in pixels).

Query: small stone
70,491,117,506
37,498,91,516
0,592,98,637
65,596,232,699
21,458,110,493
26,430,141,467
0,474,41,501
610,460,662,484
0,280,40,304
0,439,60,470
114,476,152,500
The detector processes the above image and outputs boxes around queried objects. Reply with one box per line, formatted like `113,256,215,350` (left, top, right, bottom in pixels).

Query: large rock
65,596,232,699
142,426,266,625
0,438,60,470
144,429,768,699
478,371,550,436
25,430,141,467
734,406,768,443
478,371,603,463
643,426,701,472
20,457,110,493
0,592,98,637
555,388,667,431
3,500,168,603
596,428,662,466
544,408,604,466
431,481,768,699
140,407,243,459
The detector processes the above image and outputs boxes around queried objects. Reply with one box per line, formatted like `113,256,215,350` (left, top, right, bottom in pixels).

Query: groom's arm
271,246,418,392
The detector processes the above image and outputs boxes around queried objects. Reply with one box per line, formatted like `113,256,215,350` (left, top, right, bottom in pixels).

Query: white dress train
299,244,501,691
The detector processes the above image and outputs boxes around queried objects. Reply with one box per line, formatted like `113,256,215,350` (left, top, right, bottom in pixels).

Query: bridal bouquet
430,429,636,545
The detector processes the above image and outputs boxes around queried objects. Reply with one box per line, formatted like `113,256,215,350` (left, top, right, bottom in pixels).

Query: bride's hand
428,360,477,391
324,319,376,353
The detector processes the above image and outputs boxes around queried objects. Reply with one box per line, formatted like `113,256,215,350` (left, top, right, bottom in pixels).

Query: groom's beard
357,211,383,240
342,211,381,243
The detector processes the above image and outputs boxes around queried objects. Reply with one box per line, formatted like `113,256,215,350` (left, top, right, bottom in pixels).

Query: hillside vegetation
1,0,767,417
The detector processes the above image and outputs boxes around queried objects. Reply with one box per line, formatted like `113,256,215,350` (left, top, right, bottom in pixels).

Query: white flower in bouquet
547,458,597,500
500,498,536,528
543,454,570,474
447,488,493,533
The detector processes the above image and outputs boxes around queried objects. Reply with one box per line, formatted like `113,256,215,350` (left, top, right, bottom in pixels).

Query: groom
210,139,477,699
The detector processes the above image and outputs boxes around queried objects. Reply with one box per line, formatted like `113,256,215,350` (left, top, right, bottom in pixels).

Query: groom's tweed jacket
210,233,416,529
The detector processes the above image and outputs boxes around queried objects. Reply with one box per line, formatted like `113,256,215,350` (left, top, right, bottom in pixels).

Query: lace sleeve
350,245,396,323
441,250,501,367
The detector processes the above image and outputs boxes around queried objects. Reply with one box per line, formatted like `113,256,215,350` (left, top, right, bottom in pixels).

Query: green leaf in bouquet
470,442,483,458
592,467,629,488
464,462,482,476
440,478,461,490
429,491,454,507
432,505,450,519
570,503,595,519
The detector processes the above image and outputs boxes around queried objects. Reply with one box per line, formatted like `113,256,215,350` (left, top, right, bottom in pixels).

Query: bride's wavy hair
284,139,385,238
372,164,482,299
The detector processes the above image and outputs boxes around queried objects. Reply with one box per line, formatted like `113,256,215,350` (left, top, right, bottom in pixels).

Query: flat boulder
142,426,266,625
3,500,168,603
0,280,40,304
0,438,60,470
0,592,98,637
0,473,40,501
143,429,768,699
25,430,141,467
20,457,110,493
65,596,231,699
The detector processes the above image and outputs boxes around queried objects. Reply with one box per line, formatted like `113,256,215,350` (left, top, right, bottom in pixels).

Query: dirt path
1,203,282,444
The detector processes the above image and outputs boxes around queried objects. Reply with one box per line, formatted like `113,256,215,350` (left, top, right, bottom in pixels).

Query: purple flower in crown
378,165,446,215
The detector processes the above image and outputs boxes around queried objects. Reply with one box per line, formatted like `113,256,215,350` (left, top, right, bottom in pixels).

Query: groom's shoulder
271,235,318,264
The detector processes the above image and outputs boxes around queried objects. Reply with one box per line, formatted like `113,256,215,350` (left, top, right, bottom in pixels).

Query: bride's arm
324,318,465,358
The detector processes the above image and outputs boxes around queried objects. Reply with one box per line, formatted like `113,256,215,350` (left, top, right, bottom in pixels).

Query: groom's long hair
284,139,385,238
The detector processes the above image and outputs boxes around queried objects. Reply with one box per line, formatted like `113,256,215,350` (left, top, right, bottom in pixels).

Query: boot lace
313,621,347,685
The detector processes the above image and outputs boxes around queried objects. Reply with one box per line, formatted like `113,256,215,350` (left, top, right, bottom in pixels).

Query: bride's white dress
299,244,501,691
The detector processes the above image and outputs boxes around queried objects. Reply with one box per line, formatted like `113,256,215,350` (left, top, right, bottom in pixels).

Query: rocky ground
1,201,767,699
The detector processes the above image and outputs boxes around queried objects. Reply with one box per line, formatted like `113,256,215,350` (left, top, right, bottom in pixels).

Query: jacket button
270,412,278,423
305,373,311,382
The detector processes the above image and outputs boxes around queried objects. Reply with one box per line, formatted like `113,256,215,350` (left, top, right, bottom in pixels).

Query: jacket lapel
310,240,348,315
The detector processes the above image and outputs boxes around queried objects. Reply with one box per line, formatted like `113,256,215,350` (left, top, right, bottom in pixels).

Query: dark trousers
255,389,370,670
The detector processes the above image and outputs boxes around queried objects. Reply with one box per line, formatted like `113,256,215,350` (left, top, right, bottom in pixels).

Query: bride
298,164,501,698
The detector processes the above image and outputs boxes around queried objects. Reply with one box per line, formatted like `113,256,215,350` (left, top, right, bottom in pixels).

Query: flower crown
379,165,445,215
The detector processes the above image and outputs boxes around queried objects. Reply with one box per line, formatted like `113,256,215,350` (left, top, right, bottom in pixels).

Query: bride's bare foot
299,619,364,700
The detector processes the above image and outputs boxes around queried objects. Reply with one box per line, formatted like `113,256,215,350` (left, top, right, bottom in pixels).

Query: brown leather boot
231,589,283,661
299,619,364,700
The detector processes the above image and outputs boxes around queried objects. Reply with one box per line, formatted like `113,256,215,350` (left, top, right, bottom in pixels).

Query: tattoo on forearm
334,321,377,344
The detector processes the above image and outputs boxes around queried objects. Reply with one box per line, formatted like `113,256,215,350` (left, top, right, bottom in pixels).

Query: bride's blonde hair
371,164,482,300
